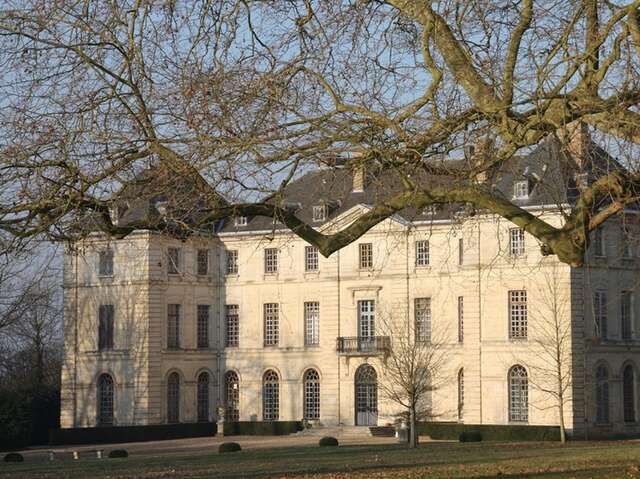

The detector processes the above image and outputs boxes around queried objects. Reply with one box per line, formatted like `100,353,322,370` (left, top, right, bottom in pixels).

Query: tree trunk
558,396,566,444
409,406,417,449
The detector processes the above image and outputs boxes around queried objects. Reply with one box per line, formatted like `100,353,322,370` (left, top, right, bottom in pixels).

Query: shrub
3,453,24,463
319,436,339,447
218,442,241,453
108,449,128,458
459,431,482,442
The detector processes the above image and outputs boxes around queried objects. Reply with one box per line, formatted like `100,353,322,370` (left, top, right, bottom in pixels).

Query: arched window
167,372,180,423
355,364,378,426
263,370,280,421
97,374,114,426
623,365,635,423
458,369,464,422
508,365,528,422
197,372,210,423
303,369,320,420
225,371,240,421
595,365,609,423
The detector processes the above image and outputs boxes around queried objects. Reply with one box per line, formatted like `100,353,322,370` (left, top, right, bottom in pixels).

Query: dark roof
220,133,628,233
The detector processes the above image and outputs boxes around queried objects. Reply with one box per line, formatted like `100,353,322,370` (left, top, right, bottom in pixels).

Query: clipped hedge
459,431,482,442
318,436,339,447
218,442,242,453
50,422,216,446
108,449,128,459
223,421,302,436
417,422,561,442
3,453,24,463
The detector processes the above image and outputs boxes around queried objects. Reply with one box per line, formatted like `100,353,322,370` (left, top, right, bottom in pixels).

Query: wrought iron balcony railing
336,336,390,355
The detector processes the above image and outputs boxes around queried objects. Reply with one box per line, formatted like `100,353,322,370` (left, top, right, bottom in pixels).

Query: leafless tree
1,1,640,265
523,263,573,443
377,310,449,448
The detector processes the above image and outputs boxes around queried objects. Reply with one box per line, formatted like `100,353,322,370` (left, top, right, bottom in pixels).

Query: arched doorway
197,372,210,422
97,374,114,426
355,364,377,426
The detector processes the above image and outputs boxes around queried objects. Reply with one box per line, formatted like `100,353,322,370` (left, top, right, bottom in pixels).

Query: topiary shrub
108,449,129,458
218,442,241,453
3,453,24,463
318,436,339,447
459,431,482,443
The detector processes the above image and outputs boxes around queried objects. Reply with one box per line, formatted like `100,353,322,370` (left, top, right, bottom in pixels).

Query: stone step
370,426,396,437
296,425,374,438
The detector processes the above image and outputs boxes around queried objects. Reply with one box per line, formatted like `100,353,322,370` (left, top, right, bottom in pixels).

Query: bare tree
1,1,640,265
377,309,449,448
523,263,573,444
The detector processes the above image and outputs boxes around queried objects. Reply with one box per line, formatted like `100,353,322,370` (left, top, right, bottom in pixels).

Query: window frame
166,372,180,423
415,240,430,267
359,243,373,270
234,216,248,227
312,205,328,222
98,249,114,277
513,180,529,199
97,373,115,426
264,248,279,274
225,304,239,347
594,290,608,339
458,296,464,343
167,247,181,275
595,365,610,424
303,369,321,420
304,301,320,346
225,250,238,275
196,249,209,276
414,297,432,343
98,304,115,351
167,304,181,349
262,370,280,421
509,228,526,257
263,303,279,347
197,372,210,422
621,291,633,340
508,290,528,340
594,228,606,257
508,365,529,423
305,245,319,272
196,304,210,349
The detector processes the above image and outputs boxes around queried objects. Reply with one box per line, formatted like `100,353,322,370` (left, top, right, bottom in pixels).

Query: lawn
3,440,640,479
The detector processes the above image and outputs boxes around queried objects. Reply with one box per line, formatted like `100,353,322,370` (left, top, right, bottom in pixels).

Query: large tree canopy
1,0,639,266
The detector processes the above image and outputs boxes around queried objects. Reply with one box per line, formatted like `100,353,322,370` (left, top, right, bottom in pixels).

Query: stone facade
60,205,640,438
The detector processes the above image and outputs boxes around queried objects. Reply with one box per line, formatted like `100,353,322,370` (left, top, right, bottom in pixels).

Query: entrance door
355,364,378,426
357,300,375,352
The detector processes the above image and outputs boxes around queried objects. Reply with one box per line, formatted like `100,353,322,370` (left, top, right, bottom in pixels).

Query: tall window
225,371,240,421
508,365,528,422
197,305,210,349
622,227,633,258
303,369,320,420
458,296,464,343
509,228,525,257
513,180,529,199
97,374,114,426
196,249,209,276
226,250,238,275
458,238,464,265
621,292,633,340
415,240,430,267
594,291,608,339
263,303,279,346
414,298,431,343
167,247,181,274
623,365,636,423
167,304,181,349
98,249,114,276
312,205,328,222
509,290,528,340
234,216,247,227
359,243,373,269
458,369,464,422
595,365,609,423
263,370,280,421
594,228,605,257
98,304,114,351
167,372,180,423
225,305,239,347
304,301,320,346
358,300,375,339
264,248,278,274
197,372,210,422
305,246,319,272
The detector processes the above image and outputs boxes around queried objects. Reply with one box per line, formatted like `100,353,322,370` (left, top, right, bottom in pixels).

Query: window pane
263,370,279,420
167,373,180,423
197,249,209,276
415,240,429,266
225,371,240,421
98,305,114,351
197,372,210,422
167,248,181,274
305,246,319,272
415,298,431,343
225,305,239,347
226,250,238,274
167,304,181,349
458,296,464,343
98,250,114,276
264,303,279,346
264,248,278,273
304,302,320,346
596,366,609,423
621,292,633,340
97,374,114,426
509,291,527,340
509,228,525,256
359,243,373,269
197,305,209,349
594,291,607,339
303,369,320,420
508,365,528,422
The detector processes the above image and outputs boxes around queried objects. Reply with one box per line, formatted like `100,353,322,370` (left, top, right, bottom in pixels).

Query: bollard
48,451,55,461
72,451,79,460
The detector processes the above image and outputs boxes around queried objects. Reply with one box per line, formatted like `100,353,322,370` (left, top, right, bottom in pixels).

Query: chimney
350,152,365,193
108,205,120,226
470,137,494,183
559,121,591,167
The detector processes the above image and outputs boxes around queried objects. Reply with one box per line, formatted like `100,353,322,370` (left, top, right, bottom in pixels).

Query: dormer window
513,180,529,199
313,205,328,222
234,216,247,227
423,205,438,216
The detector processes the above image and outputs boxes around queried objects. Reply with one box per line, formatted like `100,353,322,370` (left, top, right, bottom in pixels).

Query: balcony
336,336,390,356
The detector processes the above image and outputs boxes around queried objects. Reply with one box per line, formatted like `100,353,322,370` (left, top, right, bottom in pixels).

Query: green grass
3,441,640,478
